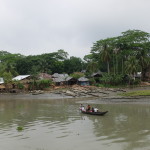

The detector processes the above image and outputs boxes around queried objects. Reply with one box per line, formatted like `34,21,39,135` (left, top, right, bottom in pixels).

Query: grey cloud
0,0,150,58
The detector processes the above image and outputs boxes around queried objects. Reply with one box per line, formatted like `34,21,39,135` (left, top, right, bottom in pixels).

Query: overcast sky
0,0,150,58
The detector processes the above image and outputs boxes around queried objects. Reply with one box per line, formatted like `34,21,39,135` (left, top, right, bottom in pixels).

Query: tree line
0,29,150,86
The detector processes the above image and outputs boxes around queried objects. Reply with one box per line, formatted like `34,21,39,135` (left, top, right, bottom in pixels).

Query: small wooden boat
81,110,108,116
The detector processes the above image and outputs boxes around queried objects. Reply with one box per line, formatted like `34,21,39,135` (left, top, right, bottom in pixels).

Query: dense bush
17,82,24,89
89,78,96,85
70,72,84,79
100,73,124,85
37,79,53,90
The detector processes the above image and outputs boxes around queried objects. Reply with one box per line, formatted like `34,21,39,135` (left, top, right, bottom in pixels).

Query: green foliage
125,56,140,75
90,29,150,82
0,29,150,87
101,73,124,85
2,72,12,84
17,82,24,89
120,90,150,96
29,79,53,90
37,79,53,90
129,78,141,85
70,72,84,79
12,80,24,89
86,61,99,74
64,56,84,74
17,126,24,131
89,78,96,85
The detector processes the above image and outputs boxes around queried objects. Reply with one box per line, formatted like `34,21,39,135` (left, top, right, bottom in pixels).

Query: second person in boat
86,105,91,112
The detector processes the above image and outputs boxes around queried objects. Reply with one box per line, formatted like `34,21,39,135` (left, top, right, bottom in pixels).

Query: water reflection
89,104,150,150
0,98,150,150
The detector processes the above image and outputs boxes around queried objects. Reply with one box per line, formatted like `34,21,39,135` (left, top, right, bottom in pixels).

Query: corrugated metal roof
0,77,4,84
52,76,73,83
53,77,63,83
78,77,89,82
65,76,73,81
12,75,30,81
91,71,103,77
52,73,69,78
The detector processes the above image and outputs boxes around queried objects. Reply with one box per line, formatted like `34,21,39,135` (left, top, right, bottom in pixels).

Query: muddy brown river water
0,95,150,150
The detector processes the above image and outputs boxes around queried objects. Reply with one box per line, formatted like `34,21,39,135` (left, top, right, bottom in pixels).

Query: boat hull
81,111,108,116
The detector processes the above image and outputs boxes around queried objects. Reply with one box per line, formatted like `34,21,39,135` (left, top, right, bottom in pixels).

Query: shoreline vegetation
120,89,150,97
0,30,150,98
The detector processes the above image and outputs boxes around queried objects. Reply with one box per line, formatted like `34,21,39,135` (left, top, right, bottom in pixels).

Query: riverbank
0,85,150,104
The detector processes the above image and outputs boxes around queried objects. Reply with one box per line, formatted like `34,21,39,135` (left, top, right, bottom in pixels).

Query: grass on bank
120,90,150,96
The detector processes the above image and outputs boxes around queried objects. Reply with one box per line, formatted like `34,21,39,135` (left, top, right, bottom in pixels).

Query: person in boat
86,105,91,112
80,104,86,112
94,107,99,112
92,107,94,112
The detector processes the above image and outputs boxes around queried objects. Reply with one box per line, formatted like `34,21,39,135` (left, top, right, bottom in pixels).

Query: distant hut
52,73,68,85
53,77,64,86
0,78,5,92
135,72,141,79
52,73,61,78
0,84,5,92
91,71,103,78
12,75,31,90
12,75,31,83
78,77,89,86
65,76,77,85
91,71,103,83
52,73,77,86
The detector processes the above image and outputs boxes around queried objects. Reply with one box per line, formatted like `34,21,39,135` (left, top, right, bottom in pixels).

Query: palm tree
125,56,140,79
99,40,111,74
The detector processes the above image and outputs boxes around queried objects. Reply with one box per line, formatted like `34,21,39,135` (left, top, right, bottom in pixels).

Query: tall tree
125,56,140,78
91,38,115,74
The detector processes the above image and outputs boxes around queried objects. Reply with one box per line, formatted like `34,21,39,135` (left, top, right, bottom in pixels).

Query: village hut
12,75,31,90
0,84,5,92
12,75,31,82
0,78,5,92
78,77,89,86
65,76,77,85
135,72,141,79
53,77,64,86
0,77,13,92
91,71,103,83
52,73,77,85
91,71,103,78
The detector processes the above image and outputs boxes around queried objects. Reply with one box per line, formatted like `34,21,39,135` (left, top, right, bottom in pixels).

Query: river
0,97,150,150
